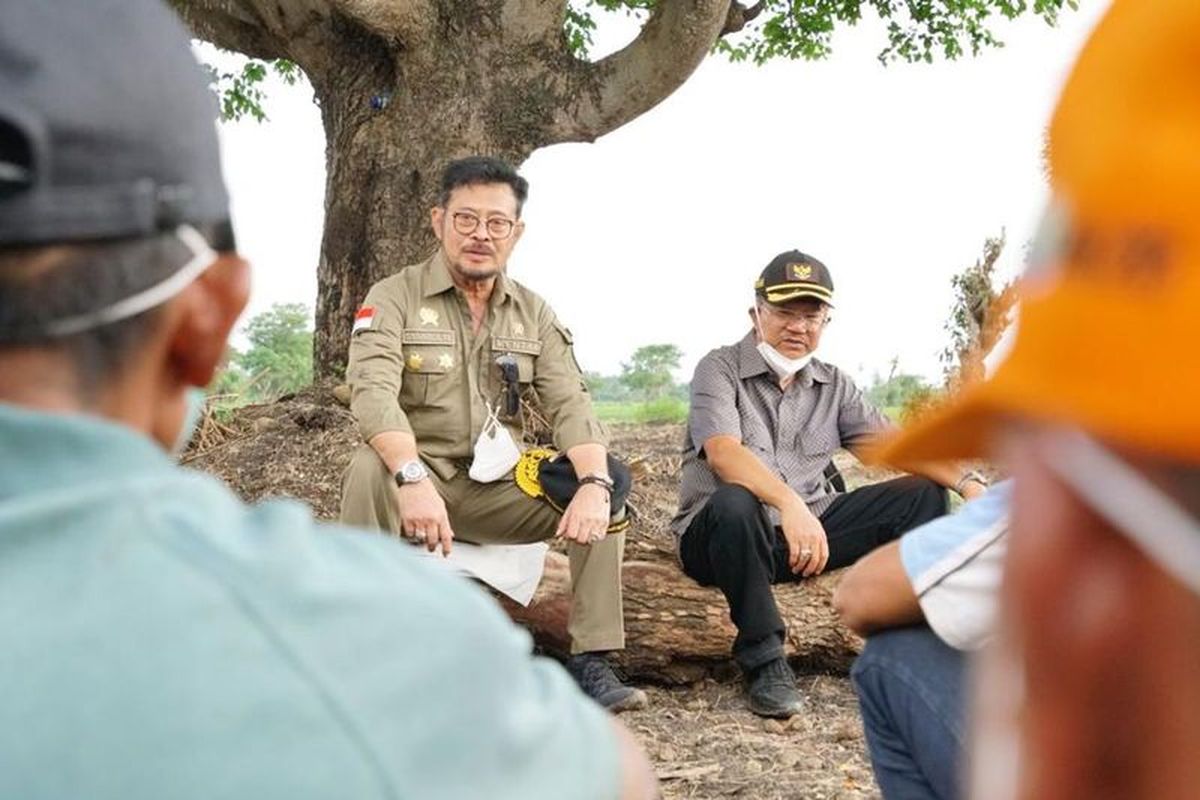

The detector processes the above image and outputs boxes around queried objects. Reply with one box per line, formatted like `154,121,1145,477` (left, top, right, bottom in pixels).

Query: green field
593,398,689,425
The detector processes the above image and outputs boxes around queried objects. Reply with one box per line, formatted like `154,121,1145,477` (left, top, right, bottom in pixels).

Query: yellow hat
881,0,1200,466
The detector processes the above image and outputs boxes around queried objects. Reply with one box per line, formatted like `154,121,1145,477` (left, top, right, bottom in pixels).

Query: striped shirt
671,332,893,540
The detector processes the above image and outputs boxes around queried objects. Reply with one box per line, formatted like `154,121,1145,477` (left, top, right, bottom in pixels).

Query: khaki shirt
348,252,607,479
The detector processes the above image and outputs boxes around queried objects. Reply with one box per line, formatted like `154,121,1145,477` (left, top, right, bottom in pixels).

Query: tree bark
502,551,863,684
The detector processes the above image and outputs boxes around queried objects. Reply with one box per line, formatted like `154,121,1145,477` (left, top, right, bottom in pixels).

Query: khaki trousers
339,445,625,654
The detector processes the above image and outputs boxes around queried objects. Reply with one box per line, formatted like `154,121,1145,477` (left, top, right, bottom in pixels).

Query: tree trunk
502,551,863,684
308,20,545,378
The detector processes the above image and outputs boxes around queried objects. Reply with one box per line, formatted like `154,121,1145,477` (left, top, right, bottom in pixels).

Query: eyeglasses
451,211,517,240
760,303,829,329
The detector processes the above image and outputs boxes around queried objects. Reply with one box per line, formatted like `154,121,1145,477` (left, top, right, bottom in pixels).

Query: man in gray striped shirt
671,250,987,718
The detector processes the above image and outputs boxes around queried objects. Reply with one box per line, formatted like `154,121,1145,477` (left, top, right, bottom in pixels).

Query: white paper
414,540,549,606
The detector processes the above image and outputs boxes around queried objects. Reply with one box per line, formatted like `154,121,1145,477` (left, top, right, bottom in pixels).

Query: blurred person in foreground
835,481,1010,800
0,2,656,799
672,250,987,718
834,334,1017,800
877,1,1200,796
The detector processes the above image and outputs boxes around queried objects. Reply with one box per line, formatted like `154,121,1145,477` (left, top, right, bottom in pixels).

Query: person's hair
438,156,529,215
0,225,227,393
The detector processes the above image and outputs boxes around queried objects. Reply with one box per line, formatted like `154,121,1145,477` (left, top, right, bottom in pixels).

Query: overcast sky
204,1,1109,387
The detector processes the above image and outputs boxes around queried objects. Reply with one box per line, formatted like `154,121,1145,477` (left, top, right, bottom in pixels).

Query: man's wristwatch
394,459,429,486
954,470,989,496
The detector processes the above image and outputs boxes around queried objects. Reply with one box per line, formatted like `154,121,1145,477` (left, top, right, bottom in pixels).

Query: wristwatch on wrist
394,459,429,486
954,470,989,496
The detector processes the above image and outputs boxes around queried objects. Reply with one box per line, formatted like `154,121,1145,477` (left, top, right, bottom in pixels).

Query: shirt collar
738,331,770,379
736,331,833,386
0,402,172,500
423,250,512,304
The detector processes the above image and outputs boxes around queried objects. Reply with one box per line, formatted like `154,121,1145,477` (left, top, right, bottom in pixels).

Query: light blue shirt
899,480,1012,650
0,403,618,799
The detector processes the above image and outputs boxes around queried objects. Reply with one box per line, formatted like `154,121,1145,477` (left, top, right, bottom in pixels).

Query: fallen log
501,551,863,684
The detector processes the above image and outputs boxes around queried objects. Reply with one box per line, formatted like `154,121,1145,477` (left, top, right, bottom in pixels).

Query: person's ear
167,254,250,387
430,206,445,242
510,219,525,247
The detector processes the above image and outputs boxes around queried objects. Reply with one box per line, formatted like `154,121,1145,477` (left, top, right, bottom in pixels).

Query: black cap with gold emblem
754,250,835,307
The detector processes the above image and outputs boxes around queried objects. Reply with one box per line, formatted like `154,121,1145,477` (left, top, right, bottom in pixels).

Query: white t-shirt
899,480,1011,651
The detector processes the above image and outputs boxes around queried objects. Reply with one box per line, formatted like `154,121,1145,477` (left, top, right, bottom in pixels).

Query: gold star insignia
513,322,525,336
419,307,439,326
406,352,424,370
437,353,454,370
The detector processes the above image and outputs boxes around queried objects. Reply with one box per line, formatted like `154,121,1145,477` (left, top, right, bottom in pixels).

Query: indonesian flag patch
353,306,377,333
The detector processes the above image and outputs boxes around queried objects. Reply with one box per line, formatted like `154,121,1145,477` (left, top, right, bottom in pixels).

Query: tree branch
333,0,438,46
170,0,333,61
720,0,764,37
550,0,732,143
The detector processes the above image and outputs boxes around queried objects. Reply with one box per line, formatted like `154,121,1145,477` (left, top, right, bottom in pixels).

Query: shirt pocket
794,424,841,458
489,336,542,419
491,336,542,383
400,329,457,408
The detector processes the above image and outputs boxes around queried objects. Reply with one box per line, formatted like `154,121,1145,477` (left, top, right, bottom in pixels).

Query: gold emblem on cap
406,352,424,370
791,263,813,280
437,353,454,369
419,307,439,326
513,322,525,336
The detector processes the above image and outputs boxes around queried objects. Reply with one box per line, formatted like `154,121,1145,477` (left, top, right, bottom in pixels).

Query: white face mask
753,303,814,379
469,403,522,483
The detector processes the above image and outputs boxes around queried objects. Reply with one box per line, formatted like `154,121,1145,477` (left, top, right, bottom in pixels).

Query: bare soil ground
186,386,883,799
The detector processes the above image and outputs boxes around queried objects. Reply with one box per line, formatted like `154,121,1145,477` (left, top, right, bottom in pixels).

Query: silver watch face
399,460,428,483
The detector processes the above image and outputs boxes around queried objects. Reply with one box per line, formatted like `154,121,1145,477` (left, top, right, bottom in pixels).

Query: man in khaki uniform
341,156,645,711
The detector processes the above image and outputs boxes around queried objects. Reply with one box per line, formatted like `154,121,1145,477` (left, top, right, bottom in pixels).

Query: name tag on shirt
492,336,541,356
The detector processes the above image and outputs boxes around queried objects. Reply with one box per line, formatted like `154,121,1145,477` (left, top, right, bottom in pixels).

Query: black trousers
679,477,948,671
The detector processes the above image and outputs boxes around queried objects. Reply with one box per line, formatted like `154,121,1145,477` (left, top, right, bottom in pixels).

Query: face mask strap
483,401,504,434
1039,429,1200,596
751,299,766,340
41,224,219,338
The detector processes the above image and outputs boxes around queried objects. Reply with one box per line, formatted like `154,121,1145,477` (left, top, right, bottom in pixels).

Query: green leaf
201,51,304,123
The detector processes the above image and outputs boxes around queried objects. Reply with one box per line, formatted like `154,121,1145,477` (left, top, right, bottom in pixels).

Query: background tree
866,368,931,412
214,302,315,404
585,370,632,403
172,0,1077,379
902,232,1018,423
620,343,683,401
939,231,1017,390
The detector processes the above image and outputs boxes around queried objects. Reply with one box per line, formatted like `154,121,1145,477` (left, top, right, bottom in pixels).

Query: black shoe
745,657,804,719
566,653,649,713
